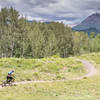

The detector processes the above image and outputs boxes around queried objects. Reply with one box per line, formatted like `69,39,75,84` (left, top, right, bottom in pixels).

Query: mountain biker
7,70,15,83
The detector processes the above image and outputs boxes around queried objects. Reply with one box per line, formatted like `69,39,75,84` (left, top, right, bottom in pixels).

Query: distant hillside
74,28,100,35
73,13,100,34
28,20,33,23
27,20,50,24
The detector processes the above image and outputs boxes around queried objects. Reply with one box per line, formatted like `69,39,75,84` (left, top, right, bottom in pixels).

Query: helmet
12,70,14,72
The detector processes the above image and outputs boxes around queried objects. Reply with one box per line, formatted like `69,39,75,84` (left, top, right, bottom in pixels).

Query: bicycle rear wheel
1,80,7,87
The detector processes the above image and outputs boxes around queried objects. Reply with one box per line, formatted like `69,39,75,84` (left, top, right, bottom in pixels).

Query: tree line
0,7,100,58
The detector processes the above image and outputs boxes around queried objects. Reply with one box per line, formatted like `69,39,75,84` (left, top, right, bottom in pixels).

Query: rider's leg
7,76,12,83
7,76,9,83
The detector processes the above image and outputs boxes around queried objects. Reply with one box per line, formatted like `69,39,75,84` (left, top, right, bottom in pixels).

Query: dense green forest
0,7,100,58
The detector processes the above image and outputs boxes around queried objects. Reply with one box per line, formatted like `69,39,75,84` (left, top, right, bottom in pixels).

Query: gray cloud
0,0,100,26
29,0,57,7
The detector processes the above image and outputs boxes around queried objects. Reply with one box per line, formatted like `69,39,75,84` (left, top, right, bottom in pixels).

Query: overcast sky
0,0,100,27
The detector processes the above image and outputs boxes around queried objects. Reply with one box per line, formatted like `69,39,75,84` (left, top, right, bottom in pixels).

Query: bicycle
1,78,15,87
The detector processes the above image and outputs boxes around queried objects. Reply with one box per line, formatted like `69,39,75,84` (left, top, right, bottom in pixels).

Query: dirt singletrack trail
74,60,97,80
0,60,97,88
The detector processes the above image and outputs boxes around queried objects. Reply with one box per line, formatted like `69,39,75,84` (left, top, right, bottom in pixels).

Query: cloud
0,0,100,26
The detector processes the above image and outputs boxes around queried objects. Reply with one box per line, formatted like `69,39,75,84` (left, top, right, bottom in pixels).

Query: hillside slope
73,13,100,34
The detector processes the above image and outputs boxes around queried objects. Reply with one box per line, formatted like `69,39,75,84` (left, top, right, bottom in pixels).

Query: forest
0,7,100,58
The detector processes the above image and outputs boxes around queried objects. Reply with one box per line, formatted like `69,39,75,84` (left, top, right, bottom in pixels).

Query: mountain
28,20,33,23
73,13,100,34
27,20,50,24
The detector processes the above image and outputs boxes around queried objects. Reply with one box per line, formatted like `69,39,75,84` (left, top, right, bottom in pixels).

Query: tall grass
0,56,85,82
1,53,100,100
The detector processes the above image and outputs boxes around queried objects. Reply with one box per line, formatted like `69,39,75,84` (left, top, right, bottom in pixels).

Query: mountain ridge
73,13,100,33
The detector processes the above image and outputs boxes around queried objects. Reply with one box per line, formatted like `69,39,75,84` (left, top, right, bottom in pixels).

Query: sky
0,0,100,27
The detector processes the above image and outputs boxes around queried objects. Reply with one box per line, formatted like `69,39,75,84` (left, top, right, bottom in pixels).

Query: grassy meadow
0,56,85,82
0,76,100,100
0,53,100,100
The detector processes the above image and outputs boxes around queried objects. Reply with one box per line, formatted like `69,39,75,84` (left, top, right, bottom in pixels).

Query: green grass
77,52,100,70
0,57,85,82
0,75,100,100
1,53,100,100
